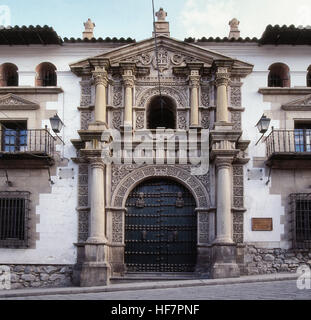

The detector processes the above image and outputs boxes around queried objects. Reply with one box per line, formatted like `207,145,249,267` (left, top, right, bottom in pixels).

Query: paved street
3,280,311,300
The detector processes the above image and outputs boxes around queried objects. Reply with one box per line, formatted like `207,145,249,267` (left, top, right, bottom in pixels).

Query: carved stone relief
112,211,123,243
113,86,123,107
80,79,92,107
231,111,242,130
137,86,187,109
198,211,209,243
201,87,210,107
177,110,188,129
81,110,93,130
233,165,244,244
135,111,145,129
112,111,122,130
112,165,209,209
201,110,210,129
230,85,242,108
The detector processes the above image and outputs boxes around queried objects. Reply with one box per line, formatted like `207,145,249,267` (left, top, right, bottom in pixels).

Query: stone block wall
244,246,311,275
3,265,73,289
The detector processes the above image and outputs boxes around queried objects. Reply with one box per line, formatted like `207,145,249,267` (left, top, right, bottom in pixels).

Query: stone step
110,272,208,284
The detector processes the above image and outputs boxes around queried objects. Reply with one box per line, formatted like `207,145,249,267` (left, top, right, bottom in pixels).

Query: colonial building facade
0,9,311,288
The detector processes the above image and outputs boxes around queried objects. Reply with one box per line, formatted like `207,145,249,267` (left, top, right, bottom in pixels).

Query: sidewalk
0,273,298,299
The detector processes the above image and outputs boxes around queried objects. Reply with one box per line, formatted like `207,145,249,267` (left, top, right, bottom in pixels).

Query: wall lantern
49,114,65,145
49,114,64,134
255,114,271,145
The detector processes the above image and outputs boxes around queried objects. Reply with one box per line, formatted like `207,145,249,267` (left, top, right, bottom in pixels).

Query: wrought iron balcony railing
0,128,55,157
266,128,311,157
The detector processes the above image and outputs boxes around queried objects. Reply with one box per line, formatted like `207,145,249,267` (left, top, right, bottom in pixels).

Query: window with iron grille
0,191,30,248
290,193,311,249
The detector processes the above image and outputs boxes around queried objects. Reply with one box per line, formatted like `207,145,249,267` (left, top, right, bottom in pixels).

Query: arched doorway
147,96,176,129
125,178,197,273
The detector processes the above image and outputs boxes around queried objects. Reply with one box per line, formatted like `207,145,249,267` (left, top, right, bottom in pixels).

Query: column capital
122,74,135,88
215,156,233,170
189,69,200,87
92,67,108,87
89,157,106,169
215,67,230,87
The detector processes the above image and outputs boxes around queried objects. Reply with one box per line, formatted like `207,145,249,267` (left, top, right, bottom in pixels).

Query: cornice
258,87,311,95
0,87,64,94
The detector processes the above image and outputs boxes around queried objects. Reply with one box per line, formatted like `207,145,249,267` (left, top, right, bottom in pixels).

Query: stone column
189,69,200,127
210,156,240,279
87,159,107,243
122,69,135,127
76,158,111,287
215,67,230,123
215,157,233,244
92,67,108,124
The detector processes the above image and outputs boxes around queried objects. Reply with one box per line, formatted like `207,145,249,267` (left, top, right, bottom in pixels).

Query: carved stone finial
153,8,170,37
229,18,240,40
156,8,167,21
83,18,95,40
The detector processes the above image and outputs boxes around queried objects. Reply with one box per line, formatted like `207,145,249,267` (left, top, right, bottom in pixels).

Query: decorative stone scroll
112,165,210,209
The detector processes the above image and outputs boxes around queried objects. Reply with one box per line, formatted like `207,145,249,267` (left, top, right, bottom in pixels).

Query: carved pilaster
92,67,108,124
189,69,200,127
122,69,135,127
215,67,230,123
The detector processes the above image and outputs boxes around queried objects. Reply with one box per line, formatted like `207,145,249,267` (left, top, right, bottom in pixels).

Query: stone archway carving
136,86,188,109
112,165,209,209
109,165,211,263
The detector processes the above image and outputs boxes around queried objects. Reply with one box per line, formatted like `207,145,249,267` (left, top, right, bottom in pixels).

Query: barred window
0,191,30,248
290,193,311,249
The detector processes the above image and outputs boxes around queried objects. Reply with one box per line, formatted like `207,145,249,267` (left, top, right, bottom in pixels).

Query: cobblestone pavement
3,280,311,300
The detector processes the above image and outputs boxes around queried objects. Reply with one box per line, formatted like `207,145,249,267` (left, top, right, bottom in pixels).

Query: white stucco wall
1,40,310,262
0,44,117,264
205,43,311,248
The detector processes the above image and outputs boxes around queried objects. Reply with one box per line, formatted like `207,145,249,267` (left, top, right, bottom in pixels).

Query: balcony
0,129,55,168
265,129,311,168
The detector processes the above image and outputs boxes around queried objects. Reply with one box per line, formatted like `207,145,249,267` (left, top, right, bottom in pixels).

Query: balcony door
0,121,27,152
294,122,311,152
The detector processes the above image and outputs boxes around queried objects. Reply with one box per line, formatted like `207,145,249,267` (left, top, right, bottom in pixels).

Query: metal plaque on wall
252,218,273,231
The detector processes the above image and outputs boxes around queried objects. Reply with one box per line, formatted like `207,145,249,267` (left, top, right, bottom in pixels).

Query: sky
0,0,311,41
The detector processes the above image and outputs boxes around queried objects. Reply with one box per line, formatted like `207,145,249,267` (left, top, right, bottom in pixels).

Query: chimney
153,8,170,37
228,18,240,40
83,18,95,40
